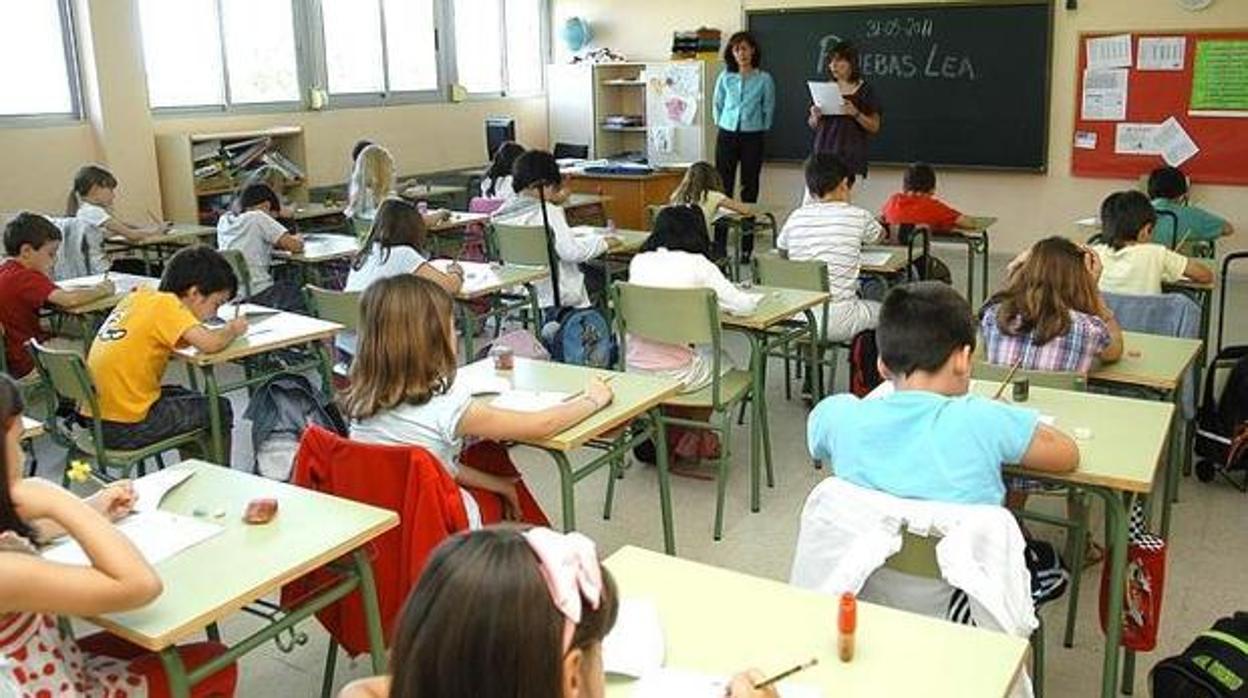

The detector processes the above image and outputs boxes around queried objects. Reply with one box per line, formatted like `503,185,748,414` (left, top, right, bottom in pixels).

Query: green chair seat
663,369,752,409
72,428,207,474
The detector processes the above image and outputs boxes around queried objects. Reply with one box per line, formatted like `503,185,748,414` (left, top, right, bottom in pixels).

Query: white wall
552,0,1248,255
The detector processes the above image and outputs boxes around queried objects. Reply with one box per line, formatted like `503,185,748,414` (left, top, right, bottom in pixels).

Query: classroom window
504,0,544,95
0,0,80,117
319,0,439,97
453,0,504,94
137,0,300,109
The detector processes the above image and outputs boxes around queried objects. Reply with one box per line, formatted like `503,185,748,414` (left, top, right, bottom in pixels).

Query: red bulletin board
1071,30,1248,186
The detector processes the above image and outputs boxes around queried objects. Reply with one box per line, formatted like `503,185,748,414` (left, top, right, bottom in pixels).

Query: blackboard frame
744,0,1056,172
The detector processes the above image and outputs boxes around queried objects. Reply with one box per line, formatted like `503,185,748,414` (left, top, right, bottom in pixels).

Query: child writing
345,275,613,526
1091,190,1214,296
0,213,113,380
338,527,776,698
216,182,305,311
0,373,239,697
338,198,465,356
1147,166,1234,250
981,236,1124,373
880,162,977,232
777,152,884,342
669,161,752,258
808,281,1080,506
346,144,449,238
66,164,168,244
85,245,245,459
493,150,621,311
480,141,525,200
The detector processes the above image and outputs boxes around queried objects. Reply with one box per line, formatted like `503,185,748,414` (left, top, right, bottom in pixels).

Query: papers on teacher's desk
43,510,223,567
807,81,846,115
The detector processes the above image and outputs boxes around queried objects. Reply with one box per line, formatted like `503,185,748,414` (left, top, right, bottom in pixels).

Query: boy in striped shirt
777,153,884,342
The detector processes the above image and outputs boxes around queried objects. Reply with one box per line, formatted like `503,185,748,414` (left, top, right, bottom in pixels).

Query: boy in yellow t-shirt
87,245,247,458
1090,190,1214,296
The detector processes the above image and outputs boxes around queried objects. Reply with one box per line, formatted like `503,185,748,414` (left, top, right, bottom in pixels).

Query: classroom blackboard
747,2,1053,170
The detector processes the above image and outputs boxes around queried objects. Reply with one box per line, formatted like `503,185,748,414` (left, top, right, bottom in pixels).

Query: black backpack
1194,347,1248,485
1151,612,1248,697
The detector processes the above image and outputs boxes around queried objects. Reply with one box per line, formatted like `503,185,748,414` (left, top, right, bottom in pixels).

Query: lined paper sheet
490,390,572,412
43,510,223,567
604,599,666,678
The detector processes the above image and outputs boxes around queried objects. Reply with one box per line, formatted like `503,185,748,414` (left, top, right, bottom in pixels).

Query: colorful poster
1190,40,1248,112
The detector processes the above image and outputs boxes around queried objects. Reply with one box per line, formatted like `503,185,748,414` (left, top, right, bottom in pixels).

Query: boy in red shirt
0,213,112,378
880,162,975,231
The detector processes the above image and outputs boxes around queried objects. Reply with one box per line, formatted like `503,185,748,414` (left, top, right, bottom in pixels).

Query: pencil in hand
752,658,819,690
992,357,1024,401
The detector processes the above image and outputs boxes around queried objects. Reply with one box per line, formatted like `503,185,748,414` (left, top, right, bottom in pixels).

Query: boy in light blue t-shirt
807,282,1079,505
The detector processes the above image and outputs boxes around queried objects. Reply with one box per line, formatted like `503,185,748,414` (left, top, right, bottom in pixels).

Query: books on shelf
262,150,306,181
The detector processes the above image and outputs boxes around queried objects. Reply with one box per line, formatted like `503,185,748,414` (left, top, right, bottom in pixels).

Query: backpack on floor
1194,347,1248,485
848,329,882,397
244,373,348,481
908,255,953,284
1150,612,1248,697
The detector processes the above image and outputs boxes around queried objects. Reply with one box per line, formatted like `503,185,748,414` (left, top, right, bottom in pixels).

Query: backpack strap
538,187,562,313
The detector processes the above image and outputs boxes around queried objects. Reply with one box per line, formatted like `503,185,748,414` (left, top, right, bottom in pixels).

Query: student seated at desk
0,213,113,381
493,150,622,312
481,141,525,200
1091,190,1214,296
0,374,239,697
216,182,306,311
66,164,167,246
86,245,245,456
1147,165,1233,250
808,282,1079,507
879,162,977,232
338,198,465,356
981,236,1124,373
670,161,752,259
338,527,775,698
777,152,884,342
346,276,614,526
346,144,449,237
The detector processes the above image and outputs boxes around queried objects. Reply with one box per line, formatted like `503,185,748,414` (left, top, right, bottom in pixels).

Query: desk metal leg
979,232,991,304
201,365,226,464
747,333,765,512
965,239,975,301
1161,386,1183,538
159,647,192,698
352,548,388,673
1086,487,1130,698
651,407,676,555
457,303,476,363
552,451,577,531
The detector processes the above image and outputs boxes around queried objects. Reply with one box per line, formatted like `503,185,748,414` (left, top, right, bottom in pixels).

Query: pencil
753,658,819,690
1175,229,1191,251
992,356,1025,400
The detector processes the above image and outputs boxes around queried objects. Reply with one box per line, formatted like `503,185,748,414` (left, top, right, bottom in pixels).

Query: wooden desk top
289,203,345,221
720,286,831,331
85,461,397,651
20,416,44,441
429,211,490,232
456,358,681,452
175,307,342,366
1089,331,1203,392
860,247,908,275
427,261,549,300
604,546,1028,698
969,380,1172,493
57,273,159,315
274,233,360,263
563,193,613,209
107,224,215,249
565,169,681,182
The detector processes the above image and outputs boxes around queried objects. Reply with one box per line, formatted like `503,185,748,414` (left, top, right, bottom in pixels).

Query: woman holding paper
808,41,882,181
713,31,775,207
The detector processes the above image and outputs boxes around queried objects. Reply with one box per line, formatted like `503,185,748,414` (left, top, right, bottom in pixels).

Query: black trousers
715,129,765,203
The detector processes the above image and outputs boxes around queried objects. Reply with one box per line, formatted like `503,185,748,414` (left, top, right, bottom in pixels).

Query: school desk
272,233,360,286
398,182,462,206
426,211,491,257
174,308,343,463
1089,332,1204,538
721,287,830,513
105,224,217,274
288,202,349,235
604,546,1030,698
448,261,548,360
53,273,160,351
455,358,683,553
82,461,396,698
562,192,613,227
715,209,782,280
859,246,909,276
968,380,1173,698
919,216,996,303
19,416,43,441
564,171,681,230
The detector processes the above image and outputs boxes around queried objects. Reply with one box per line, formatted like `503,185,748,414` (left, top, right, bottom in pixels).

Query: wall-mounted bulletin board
1071,30,1248,185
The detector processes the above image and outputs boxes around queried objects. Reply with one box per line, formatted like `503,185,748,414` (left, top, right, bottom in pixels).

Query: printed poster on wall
1190,39,1248,114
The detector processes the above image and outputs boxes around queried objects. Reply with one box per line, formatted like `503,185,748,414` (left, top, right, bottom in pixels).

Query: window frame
0,0,84,127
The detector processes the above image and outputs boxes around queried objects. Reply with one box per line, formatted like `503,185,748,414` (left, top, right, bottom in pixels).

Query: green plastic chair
304,286,360,333
29,339,209,482
219,249,252,300
885,529,1047,698
753,254,834,400
610,282,756,541
972,360,1090,650
488,221,558,327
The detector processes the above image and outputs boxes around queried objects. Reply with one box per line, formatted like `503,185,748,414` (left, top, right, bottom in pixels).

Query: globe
560,17,592,52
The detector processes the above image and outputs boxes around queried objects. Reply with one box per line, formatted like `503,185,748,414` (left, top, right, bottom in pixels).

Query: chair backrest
304,286,361,332
553,142,589,160
490,222,550,268
613,283,717,347
219,249,252,299
884,529,942,579
1102,291,1202,338
972,362,1088,392
753,254,828,293
1153,209,1181,250
28,339,102,446
49,216,100,280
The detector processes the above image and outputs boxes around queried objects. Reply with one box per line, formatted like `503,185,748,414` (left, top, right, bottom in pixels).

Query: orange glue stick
838,592,857,662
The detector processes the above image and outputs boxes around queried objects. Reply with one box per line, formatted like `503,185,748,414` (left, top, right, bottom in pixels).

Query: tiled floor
32,251,1248,697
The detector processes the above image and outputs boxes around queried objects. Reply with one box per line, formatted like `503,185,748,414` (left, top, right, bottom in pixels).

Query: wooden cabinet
564,171,684,230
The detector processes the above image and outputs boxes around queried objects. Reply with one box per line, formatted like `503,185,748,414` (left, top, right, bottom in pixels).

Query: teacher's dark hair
824,40,862,82
723,31,761,72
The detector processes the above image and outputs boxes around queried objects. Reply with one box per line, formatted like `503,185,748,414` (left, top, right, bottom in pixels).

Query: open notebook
428,260,506,295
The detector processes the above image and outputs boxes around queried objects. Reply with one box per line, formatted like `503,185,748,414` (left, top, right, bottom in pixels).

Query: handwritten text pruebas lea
860,44,977,81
